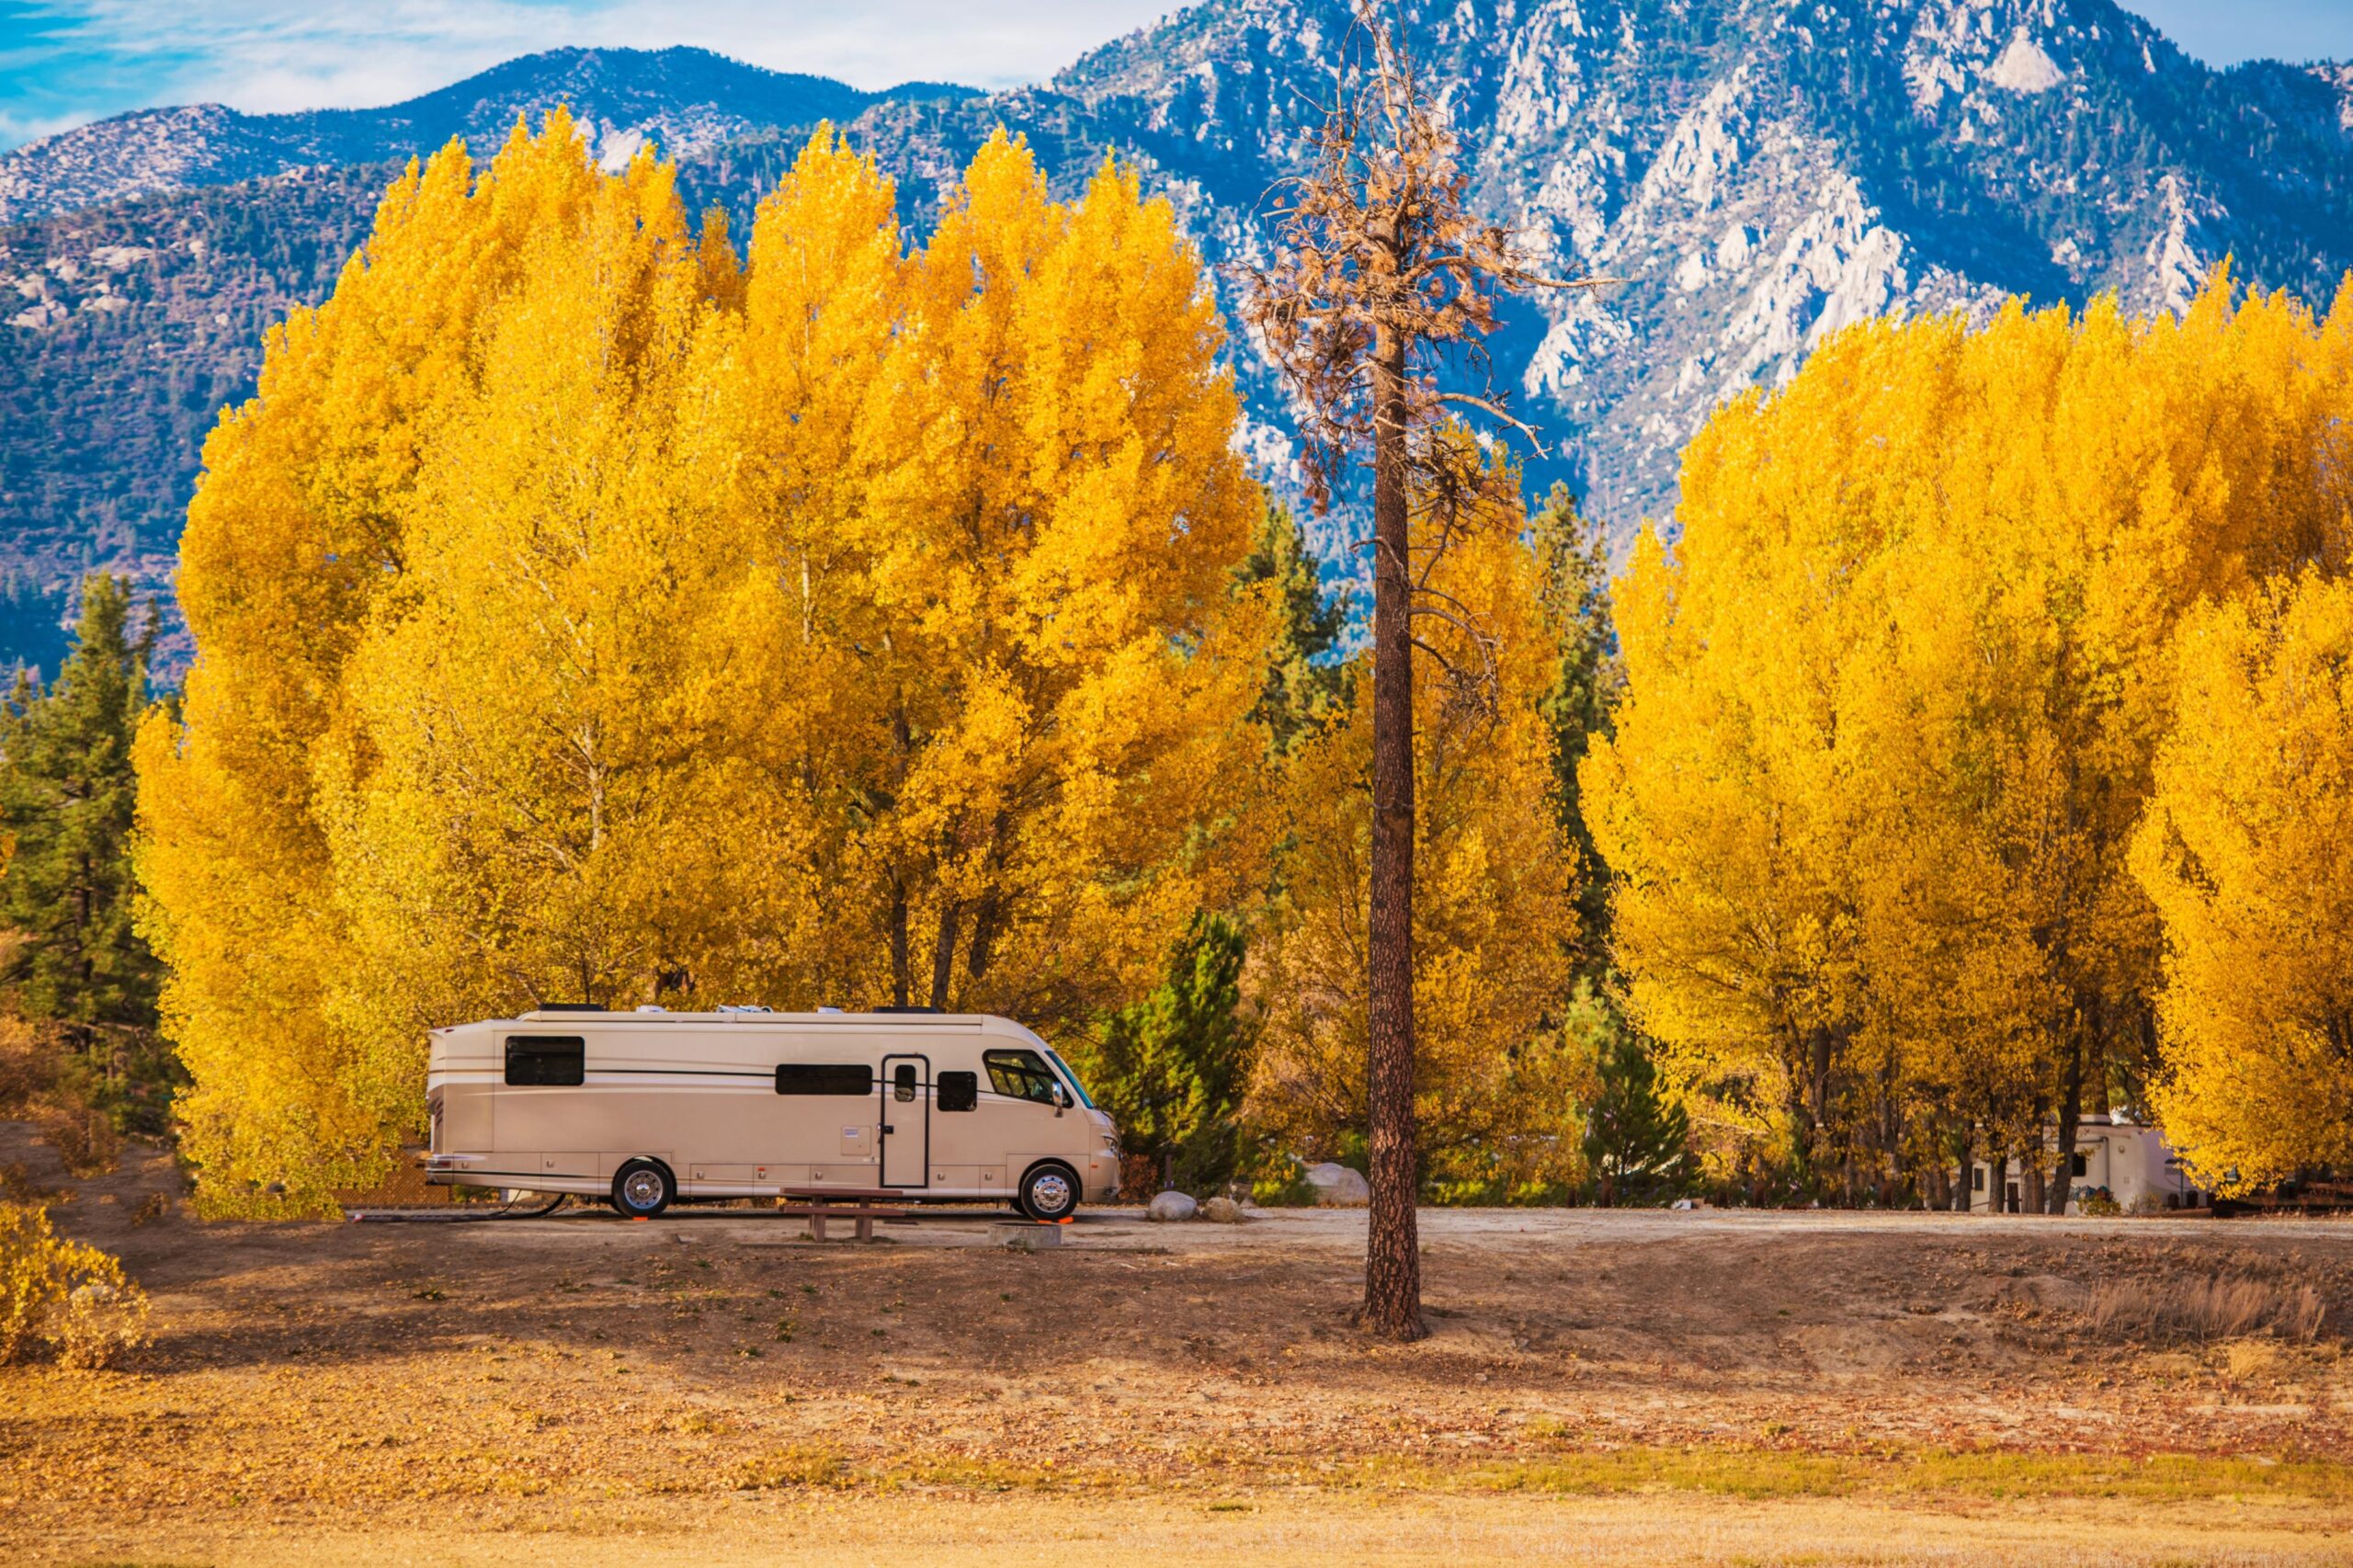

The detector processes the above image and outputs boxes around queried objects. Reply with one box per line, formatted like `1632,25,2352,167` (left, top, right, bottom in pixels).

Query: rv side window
505,1036,584,1086
983,1049,1060,1106
775,1063,873,1096
892,1062,918,1102
937,1071,978,1112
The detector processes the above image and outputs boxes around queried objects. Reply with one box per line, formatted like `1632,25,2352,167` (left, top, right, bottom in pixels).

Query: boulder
1146,1190,1199,1223
1304,1162,1371,1207
1201,1196,1244,1224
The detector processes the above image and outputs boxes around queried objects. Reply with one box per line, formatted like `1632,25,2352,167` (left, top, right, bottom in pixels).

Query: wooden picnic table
772,1185,908,1242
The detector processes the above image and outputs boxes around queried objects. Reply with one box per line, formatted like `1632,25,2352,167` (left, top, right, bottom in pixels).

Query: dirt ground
5,1126,2353,1566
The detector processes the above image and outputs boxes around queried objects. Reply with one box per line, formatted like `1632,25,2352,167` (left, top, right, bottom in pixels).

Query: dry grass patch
1448,1448,2353,1505
731,1444,852,1490
689,1444,2353,1507
2227,1338,2286,1381
2087,1274,2325,1344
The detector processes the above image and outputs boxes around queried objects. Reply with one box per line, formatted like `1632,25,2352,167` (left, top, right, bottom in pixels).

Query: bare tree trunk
1953,1125,1972,1213
928,902,961,1011
2048,1014,2086,1214
1361,332,1426,1342
964,882,1005,985
1807,1026,1835,1198
889,880,911,1008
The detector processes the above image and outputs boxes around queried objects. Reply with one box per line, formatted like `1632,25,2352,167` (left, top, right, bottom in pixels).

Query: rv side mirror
1053,1084,1072,1112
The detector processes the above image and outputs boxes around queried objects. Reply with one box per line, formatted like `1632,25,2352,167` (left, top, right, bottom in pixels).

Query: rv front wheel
1017,1163,1079,1222
611,1160,675,1220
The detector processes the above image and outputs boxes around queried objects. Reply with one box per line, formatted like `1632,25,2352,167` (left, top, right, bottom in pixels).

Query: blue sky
1,1,2350,153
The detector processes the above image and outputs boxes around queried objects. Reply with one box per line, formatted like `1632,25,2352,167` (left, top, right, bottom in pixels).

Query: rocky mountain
0,49,974,224
904,0,2353,539
5,6,2353,671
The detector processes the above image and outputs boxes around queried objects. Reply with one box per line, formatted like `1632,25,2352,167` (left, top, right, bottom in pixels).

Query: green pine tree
1233,499,1350,753
1577,990,1688,1207
0,574,165,1085
1084,912,1257,1194
1530,483,1619,969
1529,489,1689,1200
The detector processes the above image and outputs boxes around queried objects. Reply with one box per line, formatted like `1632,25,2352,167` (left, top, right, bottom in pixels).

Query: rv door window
937,1071,978,1112
775,1063,873,1096
983,1050,1060,1106
892,1062,918,1102
505,1036,585,1086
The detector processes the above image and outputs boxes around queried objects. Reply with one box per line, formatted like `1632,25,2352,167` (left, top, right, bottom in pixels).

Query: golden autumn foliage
130,111,2353,1221
2135,574,2353,1191
1586,273,2353,1199
1251,474,1582,1187
135,116,1276,1212
0,1202,149,1368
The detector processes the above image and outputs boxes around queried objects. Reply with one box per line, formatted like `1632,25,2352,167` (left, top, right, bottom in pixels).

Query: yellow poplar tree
316,140,827,1055
2135,573,2353,1190
135,117,620,1209
736,131,1277,1026
1586,273,2353,1200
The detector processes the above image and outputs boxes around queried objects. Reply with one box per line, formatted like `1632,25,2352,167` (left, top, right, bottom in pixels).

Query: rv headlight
1100,1133,1120,1153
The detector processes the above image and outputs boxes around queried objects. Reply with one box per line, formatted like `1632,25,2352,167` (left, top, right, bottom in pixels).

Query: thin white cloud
5,0,1187,140
0,108,88,144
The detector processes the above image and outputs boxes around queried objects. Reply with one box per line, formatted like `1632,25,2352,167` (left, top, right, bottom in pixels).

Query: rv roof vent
816,1006,845,1015
877,1005,942,1015
717,1004,773,1014
533,1003,606,1014
634,1005,665,1014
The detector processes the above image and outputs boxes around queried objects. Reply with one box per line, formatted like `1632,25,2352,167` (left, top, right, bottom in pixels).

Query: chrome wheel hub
1030,1172,1073,1214
621,1169,665,1210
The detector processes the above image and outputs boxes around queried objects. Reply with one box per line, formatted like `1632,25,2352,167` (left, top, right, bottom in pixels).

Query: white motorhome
423,1007,1120,1220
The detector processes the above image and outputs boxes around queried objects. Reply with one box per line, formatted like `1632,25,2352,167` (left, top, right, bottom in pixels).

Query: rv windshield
1043,1048,1096,1109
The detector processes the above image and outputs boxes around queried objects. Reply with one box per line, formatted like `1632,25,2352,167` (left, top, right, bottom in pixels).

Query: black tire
1017,1162,1080,1222
611,1159,675,1219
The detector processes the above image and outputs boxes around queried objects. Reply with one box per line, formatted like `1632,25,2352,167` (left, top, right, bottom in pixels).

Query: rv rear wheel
611,1160,675,1220
1017,1162,1079,1222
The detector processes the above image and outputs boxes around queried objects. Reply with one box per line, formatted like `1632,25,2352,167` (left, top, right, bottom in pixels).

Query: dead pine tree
1245,9,1608,1341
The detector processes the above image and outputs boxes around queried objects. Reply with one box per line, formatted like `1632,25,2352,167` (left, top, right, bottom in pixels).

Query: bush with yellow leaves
0,1202,151,1369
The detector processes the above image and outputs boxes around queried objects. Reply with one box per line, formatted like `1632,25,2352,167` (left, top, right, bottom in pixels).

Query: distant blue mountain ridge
0,48,977,223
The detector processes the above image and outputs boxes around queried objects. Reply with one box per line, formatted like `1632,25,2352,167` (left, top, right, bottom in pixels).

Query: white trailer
1967,1114,2207,1214
423,1007,1120,1220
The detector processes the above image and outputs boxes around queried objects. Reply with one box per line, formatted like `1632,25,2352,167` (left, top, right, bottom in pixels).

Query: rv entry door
879,1054,929,1188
